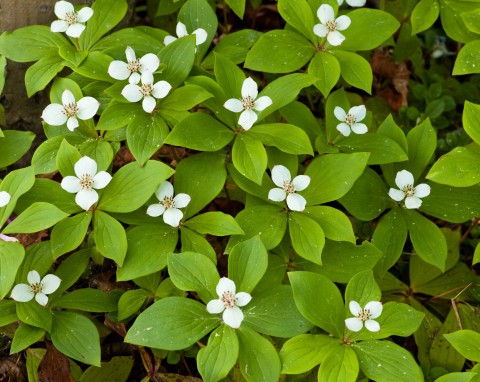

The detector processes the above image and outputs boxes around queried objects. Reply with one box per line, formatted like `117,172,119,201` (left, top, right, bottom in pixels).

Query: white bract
206,277,252,329
268,165,310,211
11,270,61,306
146,181,191,227
121,71,172,113
41,90,99,132
313,4,351,46
0,234,18,243
61,156,112,211
108,46,160,85
50,1,93,38
164,22,208,48
224,77,272,130
334,105,368,136
0,191,11,207
388,170,431,209
337,0,366,7
345,300,383,332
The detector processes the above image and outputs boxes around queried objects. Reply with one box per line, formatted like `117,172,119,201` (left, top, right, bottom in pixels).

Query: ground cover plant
0,0,479,380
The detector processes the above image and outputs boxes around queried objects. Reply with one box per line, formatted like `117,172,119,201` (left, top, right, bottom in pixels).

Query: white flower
206,277,252,329
50,1,93,38
108,46,160,85
345,300,383,332
164,22,208,48
121,71,172,113
388,170,431,209
61,156,112,211
337,0,366,7
0,234,18,243
334,105,368,136
268,165,310,212
11,270,61,306
313,4,351,46
41,90,99,132
0,191,11,207
146,181,191,227
223,77,272,131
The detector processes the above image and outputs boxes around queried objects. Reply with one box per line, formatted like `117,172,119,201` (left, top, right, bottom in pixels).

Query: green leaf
97,103,144,131
353,340,424,382
439,0,479,44
228,236,268,293
117,225,178,281
245,30,315,73
436,373,479,382
444,330,480,362
309,51,341,98
197,325,239,382
56,139,81,177
232,134,267,185
73,51,113,82
249,124,313,155
225,0,245,18
160,85,212,111
341,9,400,51
16,300,53,332
243,285,313,337
51,288,118,312
2,202,68,234
50,212,91,259
10,323,45,354
174,152,227,218
180,227,217,264
51,311,101,366
79,140,114,172
0,26,68,62
99,160,174,213
0,300,17,327
237,326,281,382
289,271,344,337
407,118,436,179
79,357,134,382
318,346,359,382
31,136,64,175
303,206,355,243
0,242,24,299
125,297,218,350
288,213,325,265
372,208,408,276
93,210,127,266
403,209,447,271
158,35,196,88
184,212,244,236
126,113,169,166
454,40,480,75
344,270,381,312
25,53,65,96
79,0,128,50
302,153,370,205
53,249,90,294
0,130,35,168
168,251,219,302
165,113,234,151
427,147,480,187
118,289,151,321
278,0,315,41
462,101,480,145
58,45,88,67
411,0,440,35
214,53,246,101
333,50,372,94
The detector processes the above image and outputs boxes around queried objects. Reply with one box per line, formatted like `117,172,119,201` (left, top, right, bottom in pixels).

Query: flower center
127,59,141,73
358,309,372,321
221,291,237,308
64,11,78,26
30,282,43,294
63,103,78,118
162,196,175,209
140,83,154,97
402,184,415,197
345,114,356,126
242,96,255,110
79,174,94,190
283,181,296,194
326,20,337,33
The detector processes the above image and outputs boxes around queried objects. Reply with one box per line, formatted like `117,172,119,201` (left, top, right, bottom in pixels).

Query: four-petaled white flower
206,277,252,329
121,71,172,113
337,0,366,7
61,156,112,211
11,270,61,306
108,46,160,85
268,165,310,212
41,90,100,132
388,170,431,209
224,77,272,131
50,1,93,38
313,4,351,46
0,191,11,208
345,300,383,332
164,22,208,48
146,181,191,227
334,105,368,136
